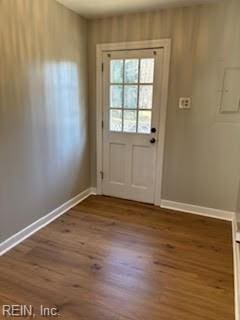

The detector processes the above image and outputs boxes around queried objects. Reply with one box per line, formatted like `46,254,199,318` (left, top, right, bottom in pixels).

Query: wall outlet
179,97,191,109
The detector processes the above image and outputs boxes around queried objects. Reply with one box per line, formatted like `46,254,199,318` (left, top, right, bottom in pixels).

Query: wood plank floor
0,195,234,319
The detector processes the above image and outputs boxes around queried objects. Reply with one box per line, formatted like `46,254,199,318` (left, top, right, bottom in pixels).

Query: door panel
131,145,154,188
109,143,126,184
102,48,163,203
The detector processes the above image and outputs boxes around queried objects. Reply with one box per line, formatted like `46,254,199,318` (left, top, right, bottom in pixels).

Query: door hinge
102,63,104,72
100,171,104,180
101,120,104,129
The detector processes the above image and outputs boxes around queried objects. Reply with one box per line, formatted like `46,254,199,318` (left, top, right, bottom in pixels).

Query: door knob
150,138,156,144
151,128,156,133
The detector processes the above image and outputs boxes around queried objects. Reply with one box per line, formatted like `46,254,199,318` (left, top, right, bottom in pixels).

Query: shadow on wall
0,60,88,243
27,61,88,200
0,0,89,244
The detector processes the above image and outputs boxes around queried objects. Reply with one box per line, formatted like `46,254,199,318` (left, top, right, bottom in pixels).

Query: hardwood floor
0,195,234,319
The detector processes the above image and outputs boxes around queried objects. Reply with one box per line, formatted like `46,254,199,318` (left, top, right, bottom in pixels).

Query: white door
102,48,164,204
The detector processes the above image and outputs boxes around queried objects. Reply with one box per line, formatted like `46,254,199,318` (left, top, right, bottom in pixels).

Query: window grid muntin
109,58,154,134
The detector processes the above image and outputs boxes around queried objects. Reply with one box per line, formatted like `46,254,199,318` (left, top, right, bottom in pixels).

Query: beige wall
0,0,90,242
88,0,240,212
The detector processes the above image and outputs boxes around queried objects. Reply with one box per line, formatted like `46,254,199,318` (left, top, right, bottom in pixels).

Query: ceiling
56,0,219,18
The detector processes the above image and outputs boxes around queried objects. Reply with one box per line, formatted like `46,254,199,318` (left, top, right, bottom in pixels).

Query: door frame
96,39,171,205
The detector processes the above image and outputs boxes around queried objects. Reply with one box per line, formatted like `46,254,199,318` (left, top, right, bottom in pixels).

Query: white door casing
96,40,171,205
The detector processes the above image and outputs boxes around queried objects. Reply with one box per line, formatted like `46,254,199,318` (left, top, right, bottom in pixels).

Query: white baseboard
0,190,238,318
0,187,96,256
232,215,240,320
161,199,237,319
90,187,97,195
160,199,234,221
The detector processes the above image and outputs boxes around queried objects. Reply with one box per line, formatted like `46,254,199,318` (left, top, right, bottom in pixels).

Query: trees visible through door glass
109,57,154,134
139,85,153,109
110,85,123,108
124,85,138,109
123,110,137,133
138,111,151,134
124,59,139,83
111,60,123,83
140,59,154,83
110,109,122,132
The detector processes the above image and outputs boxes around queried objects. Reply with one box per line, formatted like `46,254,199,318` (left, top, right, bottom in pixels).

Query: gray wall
1,0,240,244
88,0,240,212
0,0,90,242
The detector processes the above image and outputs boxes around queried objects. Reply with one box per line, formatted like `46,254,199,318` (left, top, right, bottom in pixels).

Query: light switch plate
179,97,191,109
